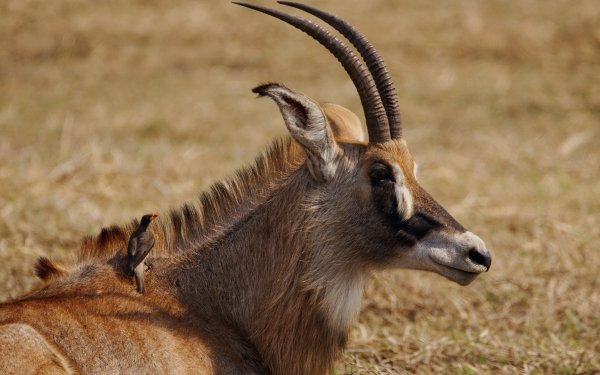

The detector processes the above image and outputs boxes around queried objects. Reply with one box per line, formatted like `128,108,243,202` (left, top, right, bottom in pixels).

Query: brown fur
0,266,245,373
34,257,70,282
0,323,75,374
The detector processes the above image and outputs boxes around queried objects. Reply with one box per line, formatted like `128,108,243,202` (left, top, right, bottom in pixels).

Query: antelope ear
253,83,338,182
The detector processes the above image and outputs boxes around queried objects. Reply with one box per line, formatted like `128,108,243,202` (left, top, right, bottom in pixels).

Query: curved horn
234,2,391,144
279,1,402,139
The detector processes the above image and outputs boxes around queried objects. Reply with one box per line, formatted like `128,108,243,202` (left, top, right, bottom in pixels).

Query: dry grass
1,0,599,373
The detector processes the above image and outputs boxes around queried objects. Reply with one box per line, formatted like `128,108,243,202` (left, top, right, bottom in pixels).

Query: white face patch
392,164,414,220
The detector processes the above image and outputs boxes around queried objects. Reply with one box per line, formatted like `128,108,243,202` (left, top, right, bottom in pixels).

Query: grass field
1,0,599,373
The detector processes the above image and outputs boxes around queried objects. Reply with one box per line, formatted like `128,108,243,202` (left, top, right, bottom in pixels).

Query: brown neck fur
164,145,365,375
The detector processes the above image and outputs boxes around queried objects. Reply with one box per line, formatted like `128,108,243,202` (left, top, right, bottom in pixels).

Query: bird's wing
130,235,155,269
127,236,139,257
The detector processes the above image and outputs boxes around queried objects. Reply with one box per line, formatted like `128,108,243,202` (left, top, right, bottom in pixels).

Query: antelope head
237,2,491,286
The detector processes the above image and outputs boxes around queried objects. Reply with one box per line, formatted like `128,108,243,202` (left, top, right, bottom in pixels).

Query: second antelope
0,2,491,374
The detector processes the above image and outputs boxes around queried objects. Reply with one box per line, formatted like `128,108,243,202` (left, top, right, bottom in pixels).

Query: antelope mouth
414,231,491,286
430,261,482,286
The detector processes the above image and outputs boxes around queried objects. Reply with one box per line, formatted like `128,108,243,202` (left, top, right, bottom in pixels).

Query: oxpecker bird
127,213,158,293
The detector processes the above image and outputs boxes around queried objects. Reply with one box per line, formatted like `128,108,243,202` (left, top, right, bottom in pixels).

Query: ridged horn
234,2,391,143
279,1,402,139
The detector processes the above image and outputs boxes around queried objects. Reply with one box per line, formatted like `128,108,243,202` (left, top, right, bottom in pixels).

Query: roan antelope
0,3,491,374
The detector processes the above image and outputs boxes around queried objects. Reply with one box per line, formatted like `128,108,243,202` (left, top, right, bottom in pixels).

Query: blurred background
1,0,598,373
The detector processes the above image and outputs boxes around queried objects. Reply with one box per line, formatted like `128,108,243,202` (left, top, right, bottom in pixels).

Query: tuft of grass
1,0,599,373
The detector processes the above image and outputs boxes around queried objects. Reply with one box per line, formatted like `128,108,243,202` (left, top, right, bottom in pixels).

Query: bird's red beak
151,213,158,220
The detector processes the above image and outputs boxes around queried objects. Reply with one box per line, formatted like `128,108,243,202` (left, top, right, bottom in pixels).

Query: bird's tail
135,271,145,294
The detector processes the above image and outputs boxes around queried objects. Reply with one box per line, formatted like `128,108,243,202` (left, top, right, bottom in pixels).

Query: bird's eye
369,162,394,184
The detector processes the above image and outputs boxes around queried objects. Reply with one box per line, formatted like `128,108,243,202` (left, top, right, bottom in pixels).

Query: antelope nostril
468,248,491,269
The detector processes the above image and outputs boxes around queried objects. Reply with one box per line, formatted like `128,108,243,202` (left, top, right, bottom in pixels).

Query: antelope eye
369,162,394,184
